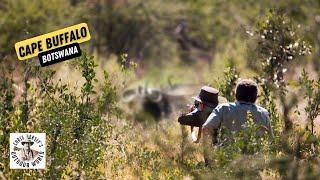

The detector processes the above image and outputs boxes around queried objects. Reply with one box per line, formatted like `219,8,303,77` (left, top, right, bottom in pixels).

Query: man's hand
191,126,202,143
187,104,196,113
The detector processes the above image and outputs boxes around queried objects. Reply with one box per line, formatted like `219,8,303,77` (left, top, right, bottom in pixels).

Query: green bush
0,53,119,179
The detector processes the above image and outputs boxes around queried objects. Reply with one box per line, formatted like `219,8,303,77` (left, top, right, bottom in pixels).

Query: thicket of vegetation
1,0,320,179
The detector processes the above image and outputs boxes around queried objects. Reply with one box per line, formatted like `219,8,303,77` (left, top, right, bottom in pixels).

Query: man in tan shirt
202,79,273,143
201,79,272,165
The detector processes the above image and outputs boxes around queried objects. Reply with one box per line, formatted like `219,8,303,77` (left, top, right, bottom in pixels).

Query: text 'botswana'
38,43,81,67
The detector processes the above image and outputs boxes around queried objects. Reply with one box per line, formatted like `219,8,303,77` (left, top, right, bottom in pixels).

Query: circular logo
10,133,46,169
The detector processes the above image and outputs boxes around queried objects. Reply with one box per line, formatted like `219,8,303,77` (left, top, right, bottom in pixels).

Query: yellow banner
15,23,91,60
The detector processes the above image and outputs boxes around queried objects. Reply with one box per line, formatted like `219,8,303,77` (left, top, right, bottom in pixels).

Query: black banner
38,43,81,67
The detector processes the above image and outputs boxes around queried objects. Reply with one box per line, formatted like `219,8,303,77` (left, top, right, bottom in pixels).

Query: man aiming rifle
178,86,227,143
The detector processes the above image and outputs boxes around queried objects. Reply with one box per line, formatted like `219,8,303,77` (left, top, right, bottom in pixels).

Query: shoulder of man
210,102,236,115
216,102,235,109
254,104,269,115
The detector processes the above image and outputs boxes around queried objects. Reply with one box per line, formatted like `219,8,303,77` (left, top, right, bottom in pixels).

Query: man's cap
236,79,258,103
192,86,227,108
21,139,34,145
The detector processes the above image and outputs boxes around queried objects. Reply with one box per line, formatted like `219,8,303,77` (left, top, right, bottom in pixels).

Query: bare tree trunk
279,93,297,132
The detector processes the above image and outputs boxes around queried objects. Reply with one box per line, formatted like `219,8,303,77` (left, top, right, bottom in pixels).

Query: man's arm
201,108,223,164
202,105,224,133
265,113,274,137
178,108,204,127
257,112,274,137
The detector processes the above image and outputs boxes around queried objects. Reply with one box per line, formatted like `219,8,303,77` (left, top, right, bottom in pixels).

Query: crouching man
178,86,227,143
202,79,273,163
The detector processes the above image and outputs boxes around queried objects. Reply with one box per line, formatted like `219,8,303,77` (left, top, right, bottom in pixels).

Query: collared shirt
203,101,273,136
20,149,39,161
